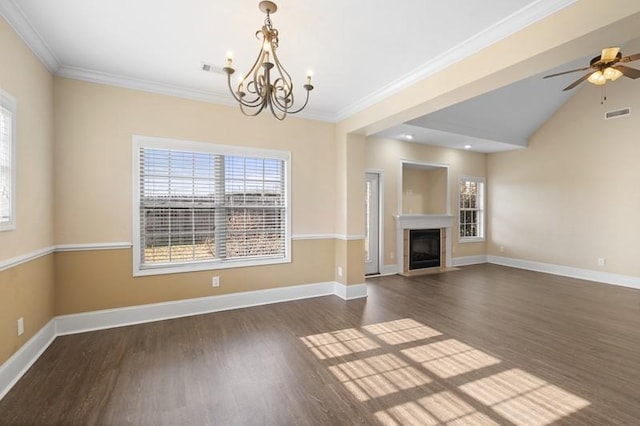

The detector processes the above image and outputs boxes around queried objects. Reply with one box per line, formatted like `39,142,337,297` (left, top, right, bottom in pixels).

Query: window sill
134,255,291,277
0,222,16,232
458,237,485,244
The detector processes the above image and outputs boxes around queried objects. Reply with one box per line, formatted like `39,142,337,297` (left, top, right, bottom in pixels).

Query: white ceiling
1,0,576,125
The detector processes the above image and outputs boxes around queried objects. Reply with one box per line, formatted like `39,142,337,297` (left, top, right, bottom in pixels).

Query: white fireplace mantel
395,214,453,230
394,214,454,272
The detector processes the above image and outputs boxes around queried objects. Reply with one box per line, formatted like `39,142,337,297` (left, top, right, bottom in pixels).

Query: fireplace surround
395,214,453,275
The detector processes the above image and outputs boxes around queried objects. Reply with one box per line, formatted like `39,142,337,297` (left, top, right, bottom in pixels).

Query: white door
365,173,380,275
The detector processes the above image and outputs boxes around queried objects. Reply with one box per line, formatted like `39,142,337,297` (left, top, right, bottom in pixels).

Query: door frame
365,169,384,275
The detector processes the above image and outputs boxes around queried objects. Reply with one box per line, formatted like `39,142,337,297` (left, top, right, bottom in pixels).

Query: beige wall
53,78,337,242
402,167,447,214
0,18,54,258
366,137,487,266
0,18,55,364
488,61,640,277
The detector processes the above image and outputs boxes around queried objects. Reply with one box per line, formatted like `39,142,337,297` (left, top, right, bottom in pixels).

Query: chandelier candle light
223,1,314,120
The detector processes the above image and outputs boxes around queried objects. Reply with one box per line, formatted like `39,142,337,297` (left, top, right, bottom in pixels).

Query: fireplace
395,215,452,275
409,229,441,270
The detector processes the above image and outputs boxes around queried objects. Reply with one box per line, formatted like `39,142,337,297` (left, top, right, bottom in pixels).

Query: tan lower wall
334,239,365,285
54,239,335,315
0,255,55,364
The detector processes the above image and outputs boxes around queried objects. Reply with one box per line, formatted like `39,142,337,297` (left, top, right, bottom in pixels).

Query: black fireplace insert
409,229,440,270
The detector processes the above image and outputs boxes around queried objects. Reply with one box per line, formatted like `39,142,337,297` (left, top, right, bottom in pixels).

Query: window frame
0,90,17,232
132,135,291,276
458,176,485,243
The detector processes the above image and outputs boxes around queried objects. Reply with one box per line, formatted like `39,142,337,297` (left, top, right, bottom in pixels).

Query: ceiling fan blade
543,66,592,79
601,47,620,62
615,65,640,79
620,53,640,63
563,73,591,91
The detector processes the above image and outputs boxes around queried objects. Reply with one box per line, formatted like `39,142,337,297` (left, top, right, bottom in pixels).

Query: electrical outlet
390,251,394,260
17,317,24,336
597,258,606,267
499,246,505,253
337,266,343,277
212,276,220,287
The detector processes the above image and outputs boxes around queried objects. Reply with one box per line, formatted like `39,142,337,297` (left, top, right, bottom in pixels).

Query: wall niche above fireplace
402,162,448,215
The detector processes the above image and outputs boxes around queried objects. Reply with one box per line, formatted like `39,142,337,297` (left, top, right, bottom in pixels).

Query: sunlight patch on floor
401,339,500,378
363,318,442,345
459,368,590,426
329,354,432,401
300,327,380,360
375,391,498,426
300,319,590,425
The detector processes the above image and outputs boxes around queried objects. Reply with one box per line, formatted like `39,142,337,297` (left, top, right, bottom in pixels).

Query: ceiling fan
543,47,640,91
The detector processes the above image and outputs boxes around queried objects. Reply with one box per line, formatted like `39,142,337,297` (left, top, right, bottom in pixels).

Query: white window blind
134,138,289,274
0,92,16,231
459,177,485,240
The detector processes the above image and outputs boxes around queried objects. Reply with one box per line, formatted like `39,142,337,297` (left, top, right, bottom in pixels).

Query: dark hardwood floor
2,264,640,425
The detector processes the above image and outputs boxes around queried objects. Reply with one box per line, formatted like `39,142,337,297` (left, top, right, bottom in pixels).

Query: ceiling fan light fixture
603,66,623,81
587,70,606,85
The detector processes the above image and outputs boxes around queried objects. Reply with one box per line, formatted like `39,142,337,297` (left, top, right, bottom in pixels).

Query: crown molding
55,65,334,122
56,66,235,105
332,0,577,122
0,0,60,72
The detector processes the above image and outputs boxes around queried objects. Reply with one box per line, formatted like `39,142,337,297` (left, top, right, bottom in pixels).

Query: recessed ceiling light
464,144,472,150
404,134,414,140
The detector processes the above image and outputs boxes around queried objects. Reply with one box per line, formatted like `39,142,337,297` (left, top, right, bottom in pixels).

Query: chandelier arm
225,74,247,104
267,93,286,120
263,64,283,119
226,74,264,108
251,50,269,97
240,97,269,117
270,78,292,111
284,89,311,114
270,87,293,112
270,48,293,97
242,81,268,106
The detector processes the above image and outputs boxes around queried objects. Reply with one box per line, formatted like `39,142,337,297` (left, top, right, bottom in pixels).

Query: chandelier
223,1,314,120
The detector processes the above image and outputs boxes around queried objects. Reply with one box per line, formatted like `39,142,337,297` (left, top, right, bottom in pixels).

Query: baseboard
0,319,56,400
452,255,488,266
487,255,640,290
56,281,341,335
334,282,368,300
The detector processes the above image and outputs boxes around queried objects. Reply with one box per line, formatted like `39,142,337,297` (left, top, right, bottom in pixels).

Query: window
0,90,16,231
459,176,485,241
133,136,290,276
